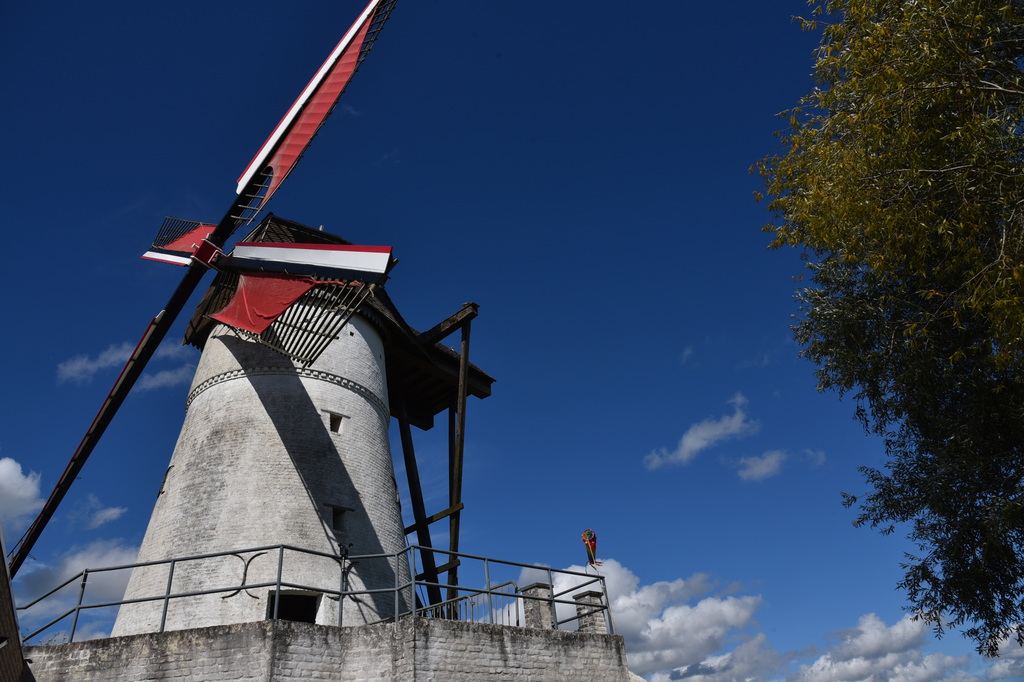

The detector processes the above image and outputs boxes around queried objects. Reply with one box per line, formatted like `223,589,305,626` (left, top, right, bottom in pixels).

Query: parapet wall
25,618,634,682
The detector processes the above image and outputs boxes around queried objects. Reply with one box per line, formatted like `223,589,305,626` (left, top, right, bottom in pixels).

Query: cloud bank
518,558,1008,681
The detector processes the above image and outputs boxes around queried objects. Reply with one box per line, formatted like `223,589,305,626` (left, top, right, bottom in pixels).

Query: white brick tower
113,289,409,635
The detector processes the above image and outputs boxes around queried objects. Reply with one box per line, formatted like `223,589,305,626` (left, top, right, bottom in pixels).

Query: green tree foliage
757,0,1024,655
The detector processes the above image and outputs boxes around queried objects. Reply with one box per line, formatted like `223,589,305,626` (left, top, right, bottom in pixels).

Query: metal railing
17,545,611,644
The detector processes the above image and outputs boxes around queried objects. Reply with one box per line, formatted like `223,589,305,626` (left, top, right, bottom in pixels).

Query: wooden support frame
394,390,443,607
403,503,463,535
446,318,471,600
393,302,483,607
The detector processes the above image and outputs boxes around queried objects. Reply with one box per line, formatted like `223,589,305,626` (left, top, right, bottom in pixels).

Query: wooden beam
415,558,461,581
394,390,443,607
403,503,464,534
447,319,471,600
418,302,478,346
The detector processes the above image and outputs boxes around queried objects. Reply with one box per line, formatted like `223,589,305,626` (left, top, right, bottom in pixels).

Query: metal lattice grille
229,281,374,367
152,217,206,249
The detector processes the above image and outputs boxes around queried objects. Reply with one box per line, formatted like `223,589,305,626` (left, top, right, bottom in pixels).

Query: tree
757,0,1024,656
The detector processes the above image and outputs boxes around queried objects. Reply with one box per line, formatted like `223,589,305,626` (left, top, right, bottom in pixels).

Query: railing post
483,558,493,624
407,544,415,614
393,551,400,621
160,560,177,632
69,570,88,642
273,546,284,620
338,555,346,627
547,568,555,628
600,574,615,634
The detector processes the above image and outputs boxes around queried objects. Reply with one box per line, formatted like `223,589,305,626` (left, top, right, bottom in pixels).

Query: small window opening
324,411,347,434
267,591,320,623
326,504,355,532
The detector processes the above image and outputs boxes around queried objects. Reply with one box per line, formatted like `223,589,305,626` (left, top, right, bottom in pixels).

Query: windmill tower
112,215,492,634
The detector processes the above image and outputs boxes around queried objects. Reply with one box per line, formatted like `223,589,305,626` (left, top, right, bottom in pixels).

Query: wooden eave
362,288,493,430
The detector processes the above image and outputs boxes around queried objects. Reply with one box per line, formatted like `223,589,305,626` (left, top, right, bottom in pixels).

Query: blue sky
2,1,1022,680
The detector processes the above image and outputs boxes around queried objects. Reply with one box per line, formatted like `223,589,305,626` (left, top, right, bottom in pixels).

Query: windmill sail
237,0,398,212
7,0,400,577
142,218,218,266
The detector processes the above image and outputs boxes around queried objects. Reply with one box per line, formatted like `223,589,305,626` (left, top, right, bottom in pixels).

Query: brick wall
114,313,410,636
26,618,636,682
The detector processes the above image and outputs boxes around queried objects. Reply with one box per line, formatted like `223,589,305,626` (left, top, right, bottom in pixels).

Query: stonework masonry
25,618,637,682
113,314,410,635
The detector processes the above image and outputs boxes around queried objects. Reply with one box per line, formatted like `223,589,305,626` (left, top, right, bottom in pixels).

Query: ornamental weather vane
7,0,400,577
582,529,602,567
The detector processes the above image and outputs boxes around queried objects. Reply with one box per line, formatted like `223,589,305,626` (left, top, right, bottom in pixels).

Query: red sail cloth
161,223,216,253
210,273,316,334
245,9,374,210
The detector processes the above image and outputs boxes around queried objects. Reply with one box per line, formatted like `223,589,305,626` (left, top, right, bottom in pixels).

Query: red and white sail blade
236,0,392,210
142,218,217,266
232,242,392,278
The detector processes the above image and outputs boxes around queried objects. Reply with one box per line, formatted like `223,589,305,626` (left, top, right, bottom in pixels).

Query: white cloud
0,457,45,537
87,506,127,530
987,636,1024,679
645,393,760,469
532,559,767,678
56,340,197,388
520,559,1002,682
833,612,927,659
680,347,694,365
794,614,977,682
804,448,827,466
737,449,787,481
78,494,127,530
154,343,196,362
648,633,784,682
137,362,197,390
139,341,198,389
57,342,133,384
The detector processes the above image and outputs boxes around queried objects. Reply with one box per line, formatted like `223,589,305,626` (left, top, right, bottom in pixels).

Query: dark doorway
267,592,320,623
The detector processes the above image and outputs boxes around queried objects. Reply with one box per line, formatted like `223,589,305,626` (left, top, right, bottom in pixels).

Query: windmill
8,0,492,630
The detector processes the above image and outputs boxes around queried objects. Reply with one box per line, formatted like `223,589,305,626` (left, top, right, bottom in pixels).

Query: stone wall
25,618,634,682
